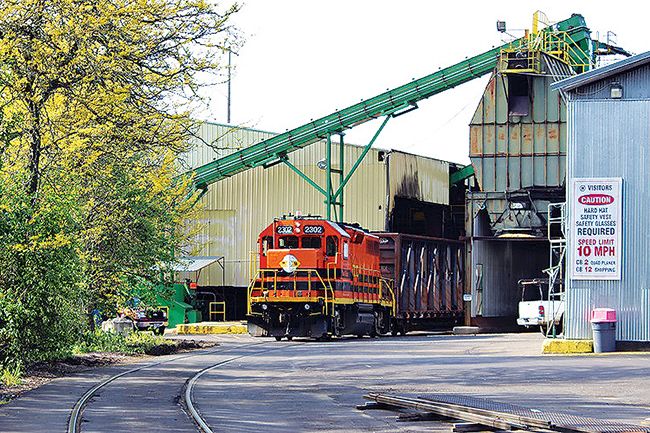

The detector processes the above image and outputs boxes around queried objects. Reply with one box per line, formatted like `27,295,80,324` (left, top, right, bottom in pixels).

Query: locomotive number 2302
303,225,324,234
276,225,293,234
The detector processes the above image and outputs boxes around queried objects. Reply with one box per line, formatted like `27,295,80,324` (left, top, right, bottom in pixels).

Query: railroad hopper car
247,216,395,340
377,233,465,333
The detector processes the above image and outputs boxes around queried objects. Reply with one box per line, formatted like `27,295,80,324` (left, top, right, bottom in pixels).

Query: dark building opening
507,74,530,116
194,286,248,321
388,197,461,239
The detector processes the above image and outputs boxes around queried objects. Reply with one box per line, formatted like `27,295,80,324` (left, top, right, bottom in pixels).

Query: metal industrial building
181,122,458,319
173,16,624,328
552,51,650,342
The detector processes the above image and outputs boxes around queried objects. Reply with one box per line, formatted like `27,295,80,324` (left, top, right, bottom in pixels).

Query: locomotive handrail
304,269,335,316
352,264,382,277
325,252,340,282
248,268,336,316
246,269,262,316
351,264,383,302
380,278,397,316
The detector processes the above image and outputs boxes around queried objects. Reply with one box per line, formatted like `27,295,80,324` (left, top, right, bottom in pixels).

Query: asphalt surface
191,333,650,432
1,332,649,432
0,337,264,433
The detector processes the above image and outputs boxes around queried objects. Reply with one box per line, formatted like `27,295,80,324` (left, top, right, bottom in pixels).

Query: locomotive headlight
262,304,268,311
304,303,311,311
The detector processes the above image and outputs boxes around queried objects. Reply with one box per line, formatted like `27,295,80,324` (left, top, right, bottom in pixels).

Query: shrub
74,330,174,356
0,366,22,387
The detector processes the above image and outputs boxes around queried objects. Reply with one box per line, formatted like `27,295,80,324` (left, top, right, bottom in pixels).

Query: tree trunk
27,104,41,201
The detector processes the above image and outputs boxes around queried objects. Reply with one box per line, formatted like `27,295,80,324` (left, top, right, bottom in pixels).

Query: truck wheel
153,326,165,336
274,336,283,341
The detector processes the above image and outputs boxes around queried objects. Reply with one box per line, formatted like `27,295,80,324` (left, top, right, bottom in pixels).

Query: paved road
191,333,650,432
0,336,267,433
1,333,649,432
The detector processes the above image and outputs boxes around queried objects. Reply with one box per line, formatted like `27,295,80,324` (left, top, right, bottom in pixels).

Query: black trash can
591,308,617,353
591,321,616,353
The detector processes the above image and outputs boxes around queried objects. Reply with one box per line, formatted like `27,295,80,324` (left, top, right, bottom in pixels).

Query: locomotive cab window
301,236,322,249
278,236,299,249
326,236,338,257
261,236,273,256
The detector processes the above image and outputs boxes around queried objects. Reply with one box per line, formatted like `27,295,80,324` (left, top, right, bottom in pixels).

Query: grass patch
73,331,176,356
1,366,22,387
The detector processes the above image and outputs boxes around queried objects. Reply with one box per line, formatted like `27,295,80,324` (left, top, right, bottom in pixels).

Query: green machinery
156,283,201,329
154,257,226,328
191,14,625,221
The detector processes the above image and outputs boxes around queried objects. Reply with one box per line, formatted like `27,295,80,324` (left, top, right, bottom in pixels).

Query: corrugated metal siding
470,239,548,317
179,123,274,170
571,65,650,100
470,73,566,192
469,69,566,227
565,100,650,341
387,151,449,208
183,123,448,288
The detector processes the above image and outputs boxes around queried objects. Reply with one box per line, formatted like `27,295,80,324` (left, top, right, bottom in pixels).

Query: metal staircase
543,202,566,337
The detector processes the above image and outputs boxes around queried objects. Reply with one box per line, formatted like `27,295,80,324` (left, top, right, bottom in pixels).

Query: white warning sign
569,178,622,280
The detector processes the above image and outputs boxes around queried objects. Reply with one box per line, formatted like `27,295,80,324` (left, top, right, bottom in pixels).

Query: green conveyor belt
192,15,596,190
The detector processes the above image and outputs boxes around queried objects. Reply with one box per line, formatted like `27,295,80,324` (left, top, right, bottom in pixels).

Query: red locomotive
247,215,395,340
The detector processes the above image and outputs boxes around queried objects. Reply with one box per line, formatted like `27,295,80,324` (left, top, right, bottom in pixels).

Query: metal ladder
543,202,566,337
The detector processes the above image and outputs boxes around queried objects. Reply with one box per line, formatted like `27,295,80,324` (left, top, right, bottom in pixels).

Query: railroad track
184,342,304,433
66,340,298,433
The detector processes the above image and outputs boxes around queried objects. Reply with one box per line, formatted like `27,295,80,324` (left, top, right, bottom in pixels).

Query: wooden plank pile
359,393,650,433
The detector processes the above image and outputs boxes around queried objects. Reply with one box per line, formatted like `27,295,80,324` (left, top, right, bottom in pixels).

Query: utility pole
227,49,232,124
226,48,239,124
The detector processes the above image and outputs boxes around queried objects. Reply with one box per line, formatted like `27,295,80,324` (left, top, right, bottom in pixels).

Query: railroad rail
66,341,281,433
184,343,304,432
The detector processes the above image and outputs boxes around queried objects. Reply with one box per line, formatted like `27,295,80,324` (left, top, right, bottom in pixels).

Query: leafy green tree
0,170,85,367
0,0,240,367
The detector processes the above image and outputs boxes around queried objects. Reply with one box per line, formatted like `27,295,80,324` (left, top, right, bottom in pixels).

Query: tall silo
466,51,574,328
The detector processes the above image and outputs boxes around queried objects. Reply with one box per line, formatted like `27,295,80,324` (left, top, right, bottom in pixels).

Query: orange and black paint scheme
247,216,395,340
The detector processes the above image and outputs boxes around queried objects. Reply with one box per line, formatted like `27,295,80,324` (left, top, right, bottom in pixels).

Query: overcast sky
201,1,644,164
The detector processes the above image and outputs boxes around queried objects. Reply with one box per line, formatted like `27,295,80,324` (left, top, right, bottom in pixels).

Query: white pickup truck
516,279,564,335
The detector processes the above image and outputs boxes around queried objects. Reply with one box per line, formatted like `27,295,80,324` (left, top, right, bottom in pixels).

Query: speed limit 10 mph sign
569,178,622,280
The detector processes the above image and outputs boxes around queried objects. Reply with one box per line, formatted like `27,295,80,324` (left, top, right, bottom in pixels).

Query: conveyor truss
189,13,628,220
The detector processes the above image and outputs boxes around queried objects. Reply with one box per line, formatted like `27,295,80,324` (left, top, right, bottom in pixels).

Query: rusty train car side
378,233,465,333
